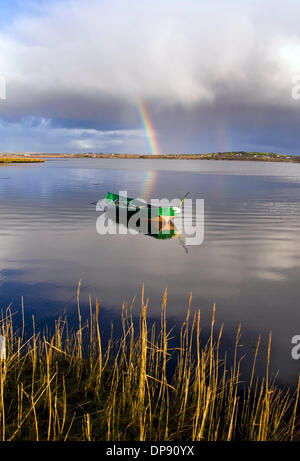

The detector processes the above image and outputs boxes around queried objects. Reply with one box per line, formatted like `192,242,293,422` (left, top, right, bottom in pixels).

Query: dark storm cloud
1,0,300,153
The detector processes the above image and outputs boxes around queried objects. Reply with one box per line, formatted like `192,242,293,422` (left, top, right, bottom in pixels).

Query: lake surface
0,158,300,385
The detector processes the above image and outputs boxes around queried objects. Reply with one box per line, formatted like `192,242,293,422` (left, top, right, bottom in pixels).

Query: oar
179,192,190,206
177,234,188,254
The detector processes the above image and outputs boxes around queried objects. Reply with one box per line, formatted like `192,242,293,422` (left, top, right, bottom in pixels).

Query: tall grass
0,157,44,163
0,284,299,441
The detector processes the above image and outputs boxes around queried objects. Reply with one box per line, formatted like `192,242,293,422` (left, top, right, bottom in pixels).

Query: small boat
104,192,187,221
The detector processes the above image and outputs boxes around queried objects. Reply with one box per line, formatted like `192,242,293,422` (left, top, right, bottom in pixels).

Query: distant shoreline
0,156,45,164
1,151,300,163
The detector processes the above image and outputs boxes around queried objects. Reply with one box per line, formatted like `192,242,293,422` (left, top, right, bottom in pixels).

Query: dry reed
0,284,298,441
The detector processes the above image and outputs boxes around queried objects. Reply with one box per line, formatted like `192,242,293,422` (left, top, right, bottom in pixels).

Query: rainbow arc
136,100,160,200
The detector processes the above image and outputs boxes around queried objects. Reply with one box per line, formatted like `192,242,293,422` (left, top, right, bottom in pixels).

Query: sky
1,0,300,154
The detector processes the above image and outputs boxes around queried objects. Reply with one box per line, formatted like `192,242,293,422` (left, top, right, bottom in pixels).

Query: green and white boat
105,192,186,221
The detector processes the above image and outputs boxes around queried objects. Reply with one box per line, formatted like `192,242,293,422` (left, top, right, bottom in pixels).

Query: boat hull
105,192,180,220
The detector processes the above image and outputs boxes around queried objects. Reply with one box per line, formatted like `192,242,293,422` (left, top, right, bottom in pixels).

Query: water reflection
1,159,300,386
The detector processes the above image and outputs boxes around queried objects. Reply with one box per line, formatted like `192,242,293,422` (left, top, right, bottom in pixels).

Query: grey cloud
1,0,300,153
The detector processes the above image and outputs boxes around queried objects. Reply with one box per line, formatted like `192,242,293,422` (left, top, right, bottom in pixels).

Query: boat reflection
104,208,188,253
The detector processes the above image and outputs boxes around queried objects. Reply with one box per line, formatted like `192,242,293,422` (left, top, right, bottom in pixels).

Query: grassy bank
0,285,299,441
0,157,45,163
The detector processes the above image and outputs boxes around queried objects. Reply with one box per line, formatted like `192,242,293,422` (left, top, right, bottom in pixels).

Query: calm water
0,158,300,385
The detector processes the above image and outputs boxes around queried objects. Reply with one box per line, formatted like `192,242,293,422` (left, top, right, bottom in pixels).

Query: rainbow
142,170,156,201
136,100,160,156
136,100,160,200
216,119,232,153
